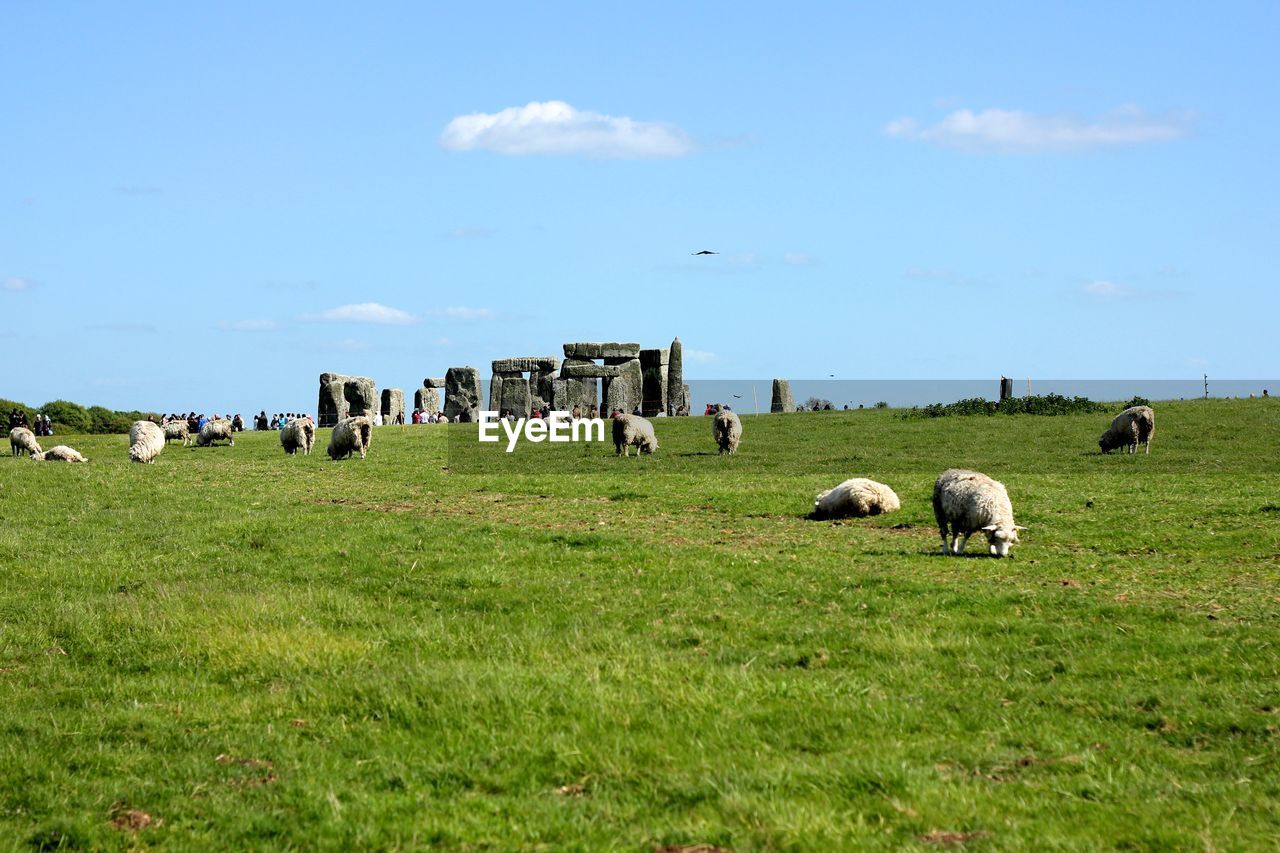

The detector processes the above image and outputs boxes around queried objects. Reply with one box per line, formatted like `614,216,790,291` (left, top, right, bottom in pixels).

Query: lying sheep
10,426,41,457
812,477,900,519
1099,405,1155,454
280,416,316,455
612,413,658,456
163,420,190,446
932,468,1024,558
31,445,88,463
129,420,166,464
327,415,372,460
712,409,742,455
196,418,235,447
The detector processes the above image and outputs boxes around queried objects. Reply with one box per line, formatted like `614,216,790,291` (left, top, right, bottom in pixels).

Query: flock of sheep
10,403,1156,558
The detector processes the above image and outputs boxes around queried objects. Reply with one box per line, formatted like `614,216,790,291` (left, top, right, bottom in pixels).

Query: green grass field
2,400,1278,849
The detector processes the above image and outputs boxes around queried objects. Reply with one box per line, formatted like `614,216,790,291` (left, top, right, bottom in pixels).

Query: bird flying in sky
692,250,718,255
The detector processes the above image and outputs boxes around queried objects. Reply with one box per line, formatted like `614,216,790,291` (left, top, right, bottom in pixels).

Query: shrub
874,401,889,409
40,400,91,434
1124,395,1152,409
905,394,1108,419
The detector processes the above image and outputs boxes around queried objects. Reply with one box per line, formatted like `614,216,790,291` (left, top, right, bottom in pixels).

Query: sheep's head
982,524,1023,557
1098,432,1117,453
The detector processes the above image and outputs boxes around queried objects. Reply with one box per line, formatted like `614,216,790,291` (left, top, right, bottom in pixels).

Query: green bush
1124,395,1152,409
39,400,91,434
906,394,1108,419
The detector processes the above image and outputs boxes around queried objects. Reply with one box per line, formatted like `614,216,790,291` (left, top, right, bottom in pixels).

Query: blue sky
2,2,1277,412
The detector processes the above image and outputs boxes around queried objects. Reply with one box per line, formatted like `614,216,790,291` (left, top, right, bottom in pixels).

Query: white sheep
280,416,316,455
10,426,41,457
712,409,742,455
932,468,1024,558
327,415,372,460
163,420,191,445
612,413,658,456
1099,405,1155,454
196,418,235,447
129,420,166,464
31,445,88,463
812,477,900,519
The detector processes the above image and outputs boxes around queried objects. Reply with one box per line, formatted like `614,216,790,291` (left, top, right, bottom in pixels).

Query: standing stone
318,373,378,427
381,388,405,424
444,367,483,422
640,348,670,417
488,373,505,412
414,387,440,415
771,378,795,413
604,359,644,414
499,376,532,418
667,337,684,415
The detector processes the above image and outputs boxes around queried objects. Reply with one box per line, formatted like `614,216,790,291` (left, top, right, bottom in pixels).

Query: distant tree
40,400,91,433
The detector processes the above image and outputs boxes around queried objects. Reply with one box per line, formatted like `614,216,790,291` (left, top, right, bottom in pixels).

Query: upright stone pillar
667,337,684,415
771,378,795,413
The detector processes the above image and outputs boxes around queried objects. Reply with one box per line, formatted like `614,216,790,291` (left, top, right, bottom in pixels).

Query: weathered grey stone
423,377,447,389
498,376,531,419
771,378,795,413
604,359,644,414
380,388,405,424
492,356,560,374
414,387,440,415
560,361,625,379
318,373,378,428
667,337,684,415
444,367,483,422
488,374,504,412
551,377,598,412
563,342,641,360
529,368,555,404
640,348,670,417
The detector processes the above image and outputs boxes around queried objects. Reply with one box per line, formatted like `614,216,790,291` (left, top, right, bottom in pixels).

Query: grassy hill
2,400,1278,848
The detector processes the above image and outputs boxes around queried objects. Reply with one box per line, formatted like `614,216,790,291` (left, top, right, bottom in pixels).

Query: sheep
280,416,316,455
327,415,372,460
612,413,658,456
1099,405,1155,454
163,420,190,445
811,477,900,519
712,409,742,455
932,468,1024,558
10,427,41,457
129,420,166,464
31,445,88,462
196,418,235,447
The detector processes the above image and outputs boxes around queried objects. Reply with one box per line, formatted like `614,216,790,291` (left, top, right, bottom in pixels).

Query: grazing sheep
129,420,166,464
196,418,235,447
712,409,742,455
932,468,1024,558
31,445,87,463
327,415,372,460
163,420,190,445
812,477,900,519
280,417,316,455
10,426,41,457
1099,405,1155,454
612,413,658,456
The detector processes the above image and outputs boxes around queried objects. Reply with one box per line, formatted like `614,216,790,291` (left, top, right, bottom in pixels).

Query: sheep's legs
953,534,968,554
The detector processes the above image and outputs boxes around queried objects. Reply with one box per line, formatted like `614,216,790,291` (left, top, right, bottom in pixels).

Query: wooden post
1204,374,1209,399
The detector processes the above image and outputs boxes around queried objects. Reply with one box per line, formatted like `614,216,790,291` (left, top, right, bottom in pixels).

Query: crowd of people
163,412,246,433
254,411,313,431
9,408,53,436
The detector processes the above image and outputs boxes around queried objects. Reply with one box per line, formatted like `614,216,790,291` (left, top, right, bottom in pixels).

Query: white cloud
441,100,695,158
428,306,493,320
1081,279,1180,301
308,303,418,325
885,106,1194,152
684,348,717,364
1082,280,1132,299
783,252,818,267
220,319,277,332
3,277,32,291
